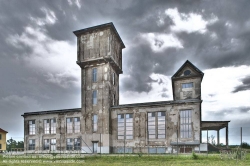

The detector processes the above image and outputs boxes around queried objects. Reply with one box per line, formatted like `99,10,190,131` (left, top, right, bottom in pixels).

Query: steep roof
73,22,125,48
172,60,204,80
0,128,8,133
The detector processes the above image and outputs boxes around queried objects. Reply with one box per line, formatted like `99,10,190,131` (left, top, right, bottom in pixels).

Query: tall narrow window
66,118,73,133
113,94,115,106
50,139,56,151
93,90,97,105
117,114,133,140
51,119,56,134
93,115,98,132
180,110,192,138
117,114,125,139
74,138,81,150
148,112,156,139
66,138,73,150
92,68,97,82
0,144,1,149
157,112,166,139
44,139,50,150
182,83,193,89
0,134,2,140
44,119,50,134
29,139,35,150
74,117,80,133
112,72,115,85
125,114,133,139
29,120,35,135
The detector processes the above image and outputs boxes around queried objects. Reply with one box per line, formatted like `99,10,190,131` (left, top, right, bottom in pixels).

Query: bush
241,142,250,149
191,152,198,160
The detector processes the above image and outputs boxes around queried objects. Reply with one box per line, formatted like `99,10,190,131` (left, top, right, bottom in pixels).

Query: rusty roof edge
111,99,202,109
21,108,81,116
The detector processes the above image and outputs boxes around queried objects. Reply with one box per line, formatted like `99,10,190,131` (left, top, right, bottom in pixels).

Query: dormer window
182,83,193,89
184,70,191,76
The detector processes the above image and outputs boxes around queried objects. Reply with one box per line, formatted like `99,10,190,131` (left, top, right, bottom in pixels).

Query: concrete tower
73,23,125,153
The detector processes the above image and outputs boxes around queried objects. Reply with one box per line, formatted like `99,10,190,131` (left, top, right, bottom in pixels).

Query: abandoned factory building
22,22,230,154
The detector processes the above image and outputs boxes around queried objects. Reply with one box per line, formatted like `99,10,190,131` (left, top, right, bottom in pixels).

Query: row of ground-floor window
27,139,198,153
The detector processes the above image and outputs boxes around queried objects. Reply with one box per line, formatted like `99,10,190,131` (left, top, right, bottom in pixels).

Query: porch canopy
201,121,230,147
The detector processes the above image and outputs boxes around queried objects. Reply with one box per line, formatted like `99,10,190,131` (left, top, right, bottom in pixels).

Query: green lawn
0,153,249,166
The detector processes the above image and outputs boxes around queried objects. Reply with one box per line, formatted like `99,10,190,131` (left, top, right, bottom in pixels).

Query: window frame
66,117,80,133
147,111,166,139
28,120,36,135
92,68,97,82
28,139,35,150
117,113,133,140
180,110,192,139
93,90,97,105
182,82,193,89
93,114,98,132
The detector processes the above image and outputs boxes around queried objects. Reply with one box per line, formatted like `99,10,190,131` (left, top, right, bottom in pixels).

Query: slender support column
226,126,228,147
217,130,220,146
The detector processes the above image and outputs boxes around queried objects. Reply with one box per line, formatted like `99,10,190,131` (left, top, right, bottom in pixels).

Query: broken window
93,90,97,105
93,115,98,132
113,94,115,106
44,139,50,150
92,68,97,82
180,110,192,138
66,118,73,133
182,82,193,89
51,119,56,134
148,112,166,139
117,114,133,140
66,138,73,150
74,117,80,133
74,138,81,150
28,139,35,150
29,120,35,135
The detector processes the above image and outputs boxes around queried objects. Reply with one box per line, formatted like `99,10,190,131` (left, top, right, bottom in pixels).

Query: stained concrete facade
22,23,208,154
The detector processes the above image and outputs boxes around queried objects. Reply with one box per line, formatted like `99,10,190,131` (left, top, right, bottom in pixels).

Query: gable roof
172,60,204,80
0,128,8,133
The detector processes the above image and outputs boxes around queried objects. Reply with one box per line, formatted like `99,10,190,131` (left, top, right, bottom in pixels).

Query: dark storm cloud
232,76,250,93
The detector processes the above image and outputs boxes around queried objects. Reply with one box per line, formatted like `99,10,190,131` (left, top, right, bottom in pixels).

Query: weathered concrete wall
110,102,201,153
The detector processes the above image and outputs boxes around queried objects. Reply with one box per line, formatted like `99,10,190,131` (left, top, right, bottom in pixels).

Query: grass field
0,153,249,166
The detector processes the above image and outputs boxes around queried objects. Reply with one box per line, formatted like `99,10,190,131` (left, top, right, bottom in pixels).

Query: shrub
191,152,198,160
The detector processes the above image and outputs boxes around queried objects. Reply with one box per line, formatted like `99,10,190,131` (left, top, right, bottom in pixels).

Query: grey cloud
232,76,250,93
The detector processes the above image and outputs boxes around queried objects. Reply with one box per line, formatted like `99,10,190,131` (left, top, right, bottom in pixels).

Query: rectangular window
50,138,56,151
93,142,98,153
93,115,98,132
148,112,166,139
113,94,115,106
180,110,192,138
158,112,166,139
182,83,193,89
92,68,97,82
126,114,133,139
0,134,1,140
44,139,50,150
74,138,81,150
66,118,73,133
117,114,124,139
29,120,35,135
29,139,35,150
44,119,50,134
0,144,1,149
117,114,133,140
74,117,80,133
51,119,56,134
148,112,156,139
112,72,115,85
66,138,73,150
93,90,97,105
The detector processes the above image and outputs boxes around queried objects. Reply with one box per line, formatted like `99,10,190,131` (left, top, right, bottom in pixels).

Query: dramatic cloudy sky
0,0,250,144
